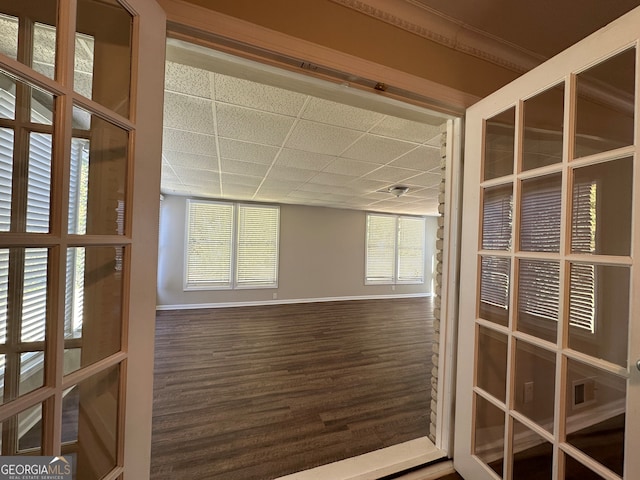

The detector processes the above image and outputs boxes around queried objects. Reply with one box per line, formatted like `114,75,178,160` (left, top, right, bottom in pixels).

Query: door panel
0,0,164,478
455,6,640,479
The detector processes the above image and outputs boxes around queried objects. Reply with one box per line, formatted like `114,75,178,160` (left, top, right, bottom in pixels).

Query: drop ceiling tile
165,61,212,98
347,178,393,194
406,186,438,199
161,165,180,183
363,166,421,183
176,167,219,186
389,146,441,171
322,158,378,176
308,172,357,186
185,183,221,198
163,151,218,170
220,158,269,177
285,120,363,156
214,73,307,116
275,148,336,171
163,128,216,156
301,97,384,131
426,133,442,147
258,179,301,192
370,116,443,143
218,138,278,164
221,184,258,198
216,103,295,146
164,62,211,98
164,91,214,134
404,172,442,188
221,173,263,187
266,165,317,182
162,185,190,196
341,134,415,164
296,183,354,196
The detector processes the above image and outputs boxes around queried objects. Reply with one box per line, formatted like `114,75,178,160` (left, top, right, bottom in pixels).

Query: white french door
0,0,164,478
454,6,640,480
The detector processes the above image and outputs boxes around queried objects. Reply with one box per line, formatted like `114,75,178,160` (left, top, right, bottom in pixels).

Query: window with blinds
185,200,280,290
365,213,426,285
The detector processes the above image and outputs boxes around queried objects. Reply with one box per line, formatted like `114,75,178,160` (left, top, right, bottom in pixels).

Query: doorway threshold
276,436,447,480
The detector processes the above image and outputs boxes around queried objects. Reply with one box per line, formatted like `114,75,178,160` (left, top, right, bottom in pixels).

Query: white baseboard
275,437,446,480
156,293,432,311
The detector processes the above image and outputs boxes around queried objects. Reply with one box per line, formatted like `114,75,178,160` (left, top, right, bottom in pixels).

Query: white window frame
184,199,280,291
365,212,426,285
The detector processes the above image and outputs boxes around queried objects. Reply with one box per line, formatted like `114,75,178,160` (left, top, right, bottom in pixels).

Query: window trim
183,199,280,291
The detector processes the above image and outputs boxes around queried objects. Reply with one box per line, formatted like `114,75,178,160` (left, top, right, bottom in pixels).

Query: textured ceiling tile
389,146,441,171
296,183,355,196
218,138,278,164
221,184,258,198
176,167,219,186
258,179,301,192
426,133,442,147
404,172,442,188
266,165,317,182
363,165,422,183
348,178,391,194
185,183,221,198
285,120,362,156
165,61,212,98
275,148,336,171
214,73,307,116
308,172,356,186
163,151,218,170
406,186,439,199
161,165,180,183
322,158,378,176
341,134,415,164
220,158,269,177
163,128,216,156
370,116,443,143
216,103,295,146
221,173,263,187
301,97,384,131
164,91,214,134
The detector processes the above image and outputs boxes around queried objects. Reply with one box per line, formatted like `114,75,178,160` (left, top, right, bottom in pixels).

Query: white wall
156,195,437,308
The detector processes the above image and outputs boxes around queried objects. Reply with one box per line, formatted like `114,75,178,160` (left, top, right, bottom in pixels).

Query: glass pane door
0,0,164,477
455,7,640,479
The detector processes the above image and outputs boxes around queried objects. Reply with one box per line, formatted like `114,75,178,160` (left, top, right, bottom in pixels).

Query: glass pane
75,364,120,479
76,0,132,117
569,264,629,367
30,86,55,125
26,132,52,233
1,402,43,454
482,185,513,250
21,248,48,343
520,173,562,252
69,106,128,235
523,83,564,171
473,394,504,477
33,21,56,79
19,351,44,396
479,256,510,327
484,107,515,180
514,340,555,432
63,348,81,376
0,250,7,342
564,452,606,480
571,157,632,256
0,13,18,60
477,326,507,402
0,128,14,232
0,70,16,119
63,246,123,374
575,48,635,158
512,419,553,478
517,259,559,343
565,359,625,476
0,2,57,77
62,385,79,443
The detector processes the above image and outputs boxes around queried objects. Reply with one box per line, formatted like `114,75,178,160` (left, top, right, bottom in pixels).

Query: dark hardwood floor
151,297,434,480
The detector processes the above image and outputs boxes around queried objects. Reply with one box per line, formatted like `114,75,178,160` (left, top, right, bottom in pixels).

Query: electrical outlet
524,381,534,404
572,378,596,409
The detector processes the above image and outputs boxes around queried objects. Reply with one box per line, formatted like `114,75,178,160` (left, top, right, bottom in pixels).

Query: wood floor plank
151,297,434,480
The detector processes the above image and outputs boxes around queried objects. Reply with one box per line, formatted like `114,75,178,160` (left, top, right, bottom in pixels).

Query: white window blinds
365,213,426,285
185,200,280,289
236,204,279,287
